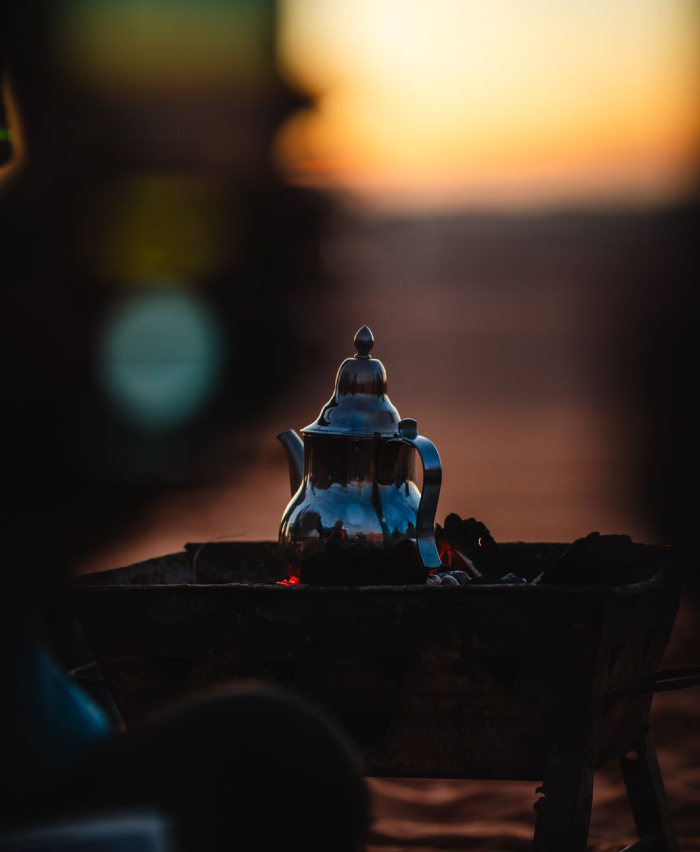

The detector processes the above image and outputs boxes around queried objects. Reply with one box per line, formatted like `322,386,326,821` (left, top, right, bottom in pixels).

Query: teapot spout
277,430,304,496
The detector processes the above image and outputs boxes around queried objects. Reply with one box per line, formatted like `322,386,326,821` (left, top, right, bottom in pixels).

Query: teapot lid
301,326,401,438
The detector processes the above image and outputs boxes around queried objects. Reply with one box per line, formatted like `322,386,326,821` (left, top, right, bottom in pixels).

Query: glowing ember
278,565,302,586
438,541,482,578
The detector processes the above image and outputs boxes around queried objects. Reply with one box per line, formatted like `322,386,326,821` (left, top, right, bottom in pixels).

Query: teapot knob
398,418,418,439
354,326,374,359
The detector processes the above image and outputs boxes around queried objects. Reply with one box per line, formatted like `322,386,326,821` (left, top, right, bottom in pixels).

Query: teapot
278,326,442,583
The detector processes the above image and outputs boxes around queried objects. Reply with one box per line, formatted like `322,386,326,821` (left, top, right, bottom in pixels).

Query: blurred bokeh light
57,0,272,93
99,290,224,431
80,176,232,283
276,0,700,210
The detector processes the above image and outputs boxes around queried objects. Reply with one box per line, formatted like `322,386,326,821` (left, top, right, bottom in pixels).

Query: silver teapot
278,326,442,583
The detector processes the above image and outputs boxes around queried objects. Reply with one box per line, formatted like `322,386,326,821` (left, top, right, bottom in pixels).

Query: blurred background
1,2,698,849
2,0,697,574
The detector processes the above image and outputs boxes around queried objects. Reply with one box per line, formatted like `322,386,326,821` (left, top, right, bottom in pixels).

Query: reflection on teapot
278,326,442,584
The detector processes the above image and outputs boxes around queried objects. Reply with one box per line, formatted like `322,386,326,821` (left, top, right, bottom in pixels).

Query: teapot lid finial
354,326,374,359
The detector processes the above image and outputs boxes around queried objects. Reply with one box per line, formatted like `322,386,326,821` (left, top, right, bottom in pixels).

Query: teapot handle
395,418,443,569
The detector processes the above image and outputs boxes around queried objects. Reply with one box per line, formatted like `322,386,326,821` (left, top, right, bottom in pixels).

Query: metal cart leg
532,748,594,852
619,728,679,852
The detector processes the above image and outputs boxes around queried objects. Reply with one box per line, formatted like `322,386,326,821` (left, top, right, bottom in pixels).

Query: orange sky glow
276,0,700,211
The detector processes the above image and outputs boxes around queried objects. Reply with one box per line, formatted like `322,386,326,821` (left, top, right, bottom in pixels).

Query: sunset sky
276,0,700,211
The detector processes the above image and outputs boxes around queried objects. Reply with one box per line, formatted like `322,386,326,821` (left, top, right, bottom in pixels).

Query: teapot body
280,433,422,580
277,326,442,582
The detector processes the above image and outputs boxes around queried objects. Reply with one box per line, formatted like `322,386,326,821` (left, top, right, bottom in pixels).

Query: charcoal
537,532,661,586
436,514,512,577
467,572,528,585
279,519,660,588
498,573,528,584
443,570,471,586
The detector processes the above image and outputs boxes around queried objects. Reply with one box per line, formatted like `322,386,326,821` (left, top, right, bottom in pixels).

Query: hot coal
436,514,513,578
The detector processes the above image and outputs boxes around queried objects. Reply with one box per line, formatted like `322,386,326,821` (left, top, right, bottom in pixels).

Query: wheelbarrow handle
606,665,700,705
